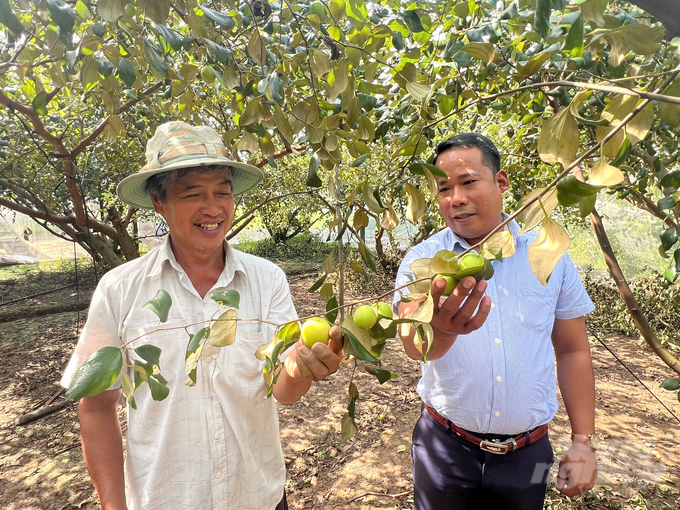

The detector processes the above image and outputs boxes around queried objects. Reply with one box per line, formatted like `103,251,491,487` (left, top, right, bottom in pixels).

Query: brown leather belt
424,404,549,455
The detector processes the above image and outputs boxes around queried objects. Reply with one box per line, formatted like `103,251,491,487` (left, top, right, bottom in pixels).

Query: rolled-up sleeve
554,252,595,320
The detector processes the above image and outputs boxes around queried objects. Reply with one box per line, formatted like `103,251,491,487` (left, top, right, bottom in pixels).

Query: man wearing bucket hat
61,121,343,510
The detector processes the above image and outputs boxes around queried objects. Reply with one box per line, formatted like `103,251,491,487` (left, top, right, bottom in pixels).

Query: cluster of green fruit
433,252,495,296
300,302,393,347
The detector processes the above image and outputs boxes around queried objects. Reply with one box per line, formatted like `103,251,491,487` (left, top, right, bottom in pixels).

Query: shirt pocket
125,320,187,384
517,287,559,334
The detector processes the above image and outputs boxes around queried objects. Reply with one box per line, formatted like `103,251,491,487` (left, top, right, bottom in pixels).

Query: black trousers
275,492,288,510
412,407,554,510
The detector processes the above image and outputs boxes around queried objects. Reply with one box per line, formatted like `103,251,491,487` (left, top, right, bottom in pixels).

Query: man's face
435,146,509,246
151,168,234,257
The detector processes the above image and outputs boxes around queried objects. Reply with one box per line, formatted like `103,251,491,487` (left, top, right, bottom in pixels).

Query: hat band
140,144,232,172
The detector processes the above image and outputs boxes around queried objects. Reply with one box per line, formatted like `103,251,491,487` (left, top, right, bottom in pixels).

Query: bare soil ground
0,262,679,510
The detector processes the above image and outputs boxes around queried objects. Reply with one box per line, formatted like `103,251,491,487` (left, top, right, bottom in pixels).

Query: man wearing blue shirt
395,133,598,509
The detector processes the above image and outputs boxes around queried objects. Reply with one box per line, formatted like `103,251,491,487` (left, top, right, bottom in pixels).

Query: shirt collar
448,213,521,251
147,235,246,284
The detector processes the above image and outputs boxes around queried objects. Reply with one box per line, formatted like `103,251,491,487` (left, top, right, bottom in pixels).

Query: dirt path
0,266,679,509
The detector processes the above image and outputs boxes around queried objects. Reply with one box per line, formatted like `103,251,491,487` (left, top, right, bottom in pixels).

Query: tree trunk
589,207,680,375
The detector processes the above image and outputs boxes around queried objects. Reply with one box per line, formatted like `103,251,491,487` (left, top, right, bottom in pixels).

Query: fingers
433,277,490,335
556,448,597,497
328,325,344,355
291,340,340,381
430,277,449,310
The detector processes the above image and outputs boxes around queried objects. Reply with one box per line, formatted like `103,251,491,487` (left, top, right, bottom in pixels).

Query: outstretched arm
79,388,127,510
552,316,597,497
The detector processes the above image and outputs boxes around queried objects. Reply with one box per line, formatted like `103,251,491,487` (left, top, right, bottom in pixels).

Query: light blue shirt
394,219,594,435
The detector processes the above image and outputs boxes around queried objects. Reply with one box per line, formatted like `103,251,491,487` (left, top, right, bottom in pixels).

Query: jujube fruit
354,305,378,329
301,317,331,347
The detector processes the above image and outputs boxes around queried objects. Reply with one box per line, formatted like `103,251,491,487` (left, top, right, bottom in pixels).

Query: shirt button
205,356,213,363
494,338,501,344
496,376,502,382
215,472,222,479
495,411,501,417
490,302,496,309
214,432,220,440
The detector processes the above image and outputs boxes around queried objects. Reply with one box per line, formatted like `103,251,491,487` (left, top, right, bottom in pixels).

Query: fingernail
312,343,327,356
462,278,474,290
299,345,311,355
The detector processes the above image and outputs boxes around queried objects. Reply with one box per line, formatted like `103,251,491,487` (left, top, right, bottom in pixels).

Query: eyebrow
181,178,233,191
436,172,480,186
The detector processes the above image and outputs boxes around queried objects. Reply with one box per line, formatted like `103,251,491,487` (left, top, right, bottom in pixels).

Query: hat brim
117,156,264,209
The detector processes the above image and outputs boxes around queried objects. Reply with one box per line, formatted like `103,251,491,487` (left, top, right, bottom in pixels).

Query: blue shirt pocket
517,287,559,334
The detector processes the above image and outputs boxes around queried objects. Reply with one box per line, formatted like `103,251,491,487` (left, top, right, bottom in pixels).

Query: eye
463,179,477,185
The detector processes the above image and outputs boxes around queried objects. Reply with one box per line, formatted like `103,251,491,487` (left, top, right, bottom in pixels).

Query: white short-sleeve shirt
61,237,297,510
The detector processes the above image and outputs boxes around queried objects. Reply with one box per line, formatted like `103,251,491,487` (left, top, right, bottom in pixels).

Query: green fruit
454,253,494,282
354,305,378,329
200,65,217,84
372,302,393,319
301,317,331,347
673,190,680,206
434,274,457,296
124,3,136,15
309,1,325,17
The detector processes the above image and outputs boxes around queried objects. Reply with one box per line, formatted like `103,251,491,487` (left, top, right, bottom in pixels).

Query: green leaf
409,163,448,179
204,39,232,64
358,93,377,111
143,40,169,76
210,289,240,308
307,153,322,187
406,81,431,101
535,0,550,37
364,365,397,384
352,153,369,167
358,241,377,272
401,10,424,33
140,0,170,23
658,80,680,129
144,289,172,323
186,327,208,357
660,378,680,391
65,346,123,401
98,0,125,22
134,345,162,366
308,273,328,293
326,296,338,324
148,375,170,401
117,59,137,87
47,0,76,32
578,194,596,218
31,91,48,116
198,4,235,28
209,309,237,347
658,195,677,211
562,12,584,56
0,0,24,34
661,228,679,252
660,171,680,189
153,23,184,54
341,324,379,363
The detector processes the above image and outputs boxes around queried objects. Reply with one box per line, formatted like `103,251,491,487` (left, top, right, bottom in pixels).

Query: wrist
571,432,600,450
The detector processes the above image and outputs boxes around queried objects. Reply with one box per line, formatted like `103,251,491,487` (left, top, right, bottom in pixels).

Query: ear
496,170,510,193
150,194,165,216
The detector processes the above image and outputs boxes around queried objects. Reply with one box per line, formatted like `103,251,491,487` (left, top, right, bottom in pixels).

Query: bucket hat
117,121,264,209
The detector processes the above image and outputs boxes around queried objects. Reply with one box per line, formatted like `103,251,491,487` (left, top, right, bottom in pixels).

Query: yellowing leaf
569,89,593,116
596,94,637,158
658,80,680,129
353,209,369,230
481,230,516,260
602,24,664,67
517,187,559,233
184,344,203,375
423,166,438,198
527,216,571,286
405,183,426,225
429,249,458,274
309,47,332,76
322,249,336,273
588,159,624,187
363,180,386,214
538,108,579,167
247,31,266,67
462,42,496,64
408,293,434,323
406,81,431,101
409,258,432,279
381,203,399,231
625,101,654,145
209,309,237,347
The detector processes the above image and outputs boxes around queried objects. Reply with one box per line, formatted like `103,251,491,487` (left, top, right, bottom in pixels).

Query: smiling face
436,146,509,246
150,168,234,261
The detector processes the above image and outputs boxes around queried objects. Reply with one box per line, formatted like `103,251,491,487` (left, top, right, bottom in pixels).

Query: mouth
195,221,223,231
452,213,475,220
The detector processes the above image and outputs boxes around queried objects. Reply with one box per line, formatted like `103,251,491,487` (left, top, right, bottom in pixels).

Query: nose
200,194,225,217
446,186,468,207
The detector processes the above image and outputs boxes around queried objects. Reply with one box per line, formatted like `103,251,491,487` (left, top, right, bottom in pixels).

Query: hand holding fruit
286,319,343,381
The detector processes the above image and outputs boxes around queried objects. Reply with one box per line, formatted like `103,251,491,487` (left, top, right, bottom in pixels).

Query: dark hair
431,133,501,174
143,165,232,202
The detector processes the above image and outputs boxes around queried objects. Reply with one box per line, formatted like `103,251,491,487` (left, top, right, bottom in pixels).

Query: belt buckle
479,438,516,454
